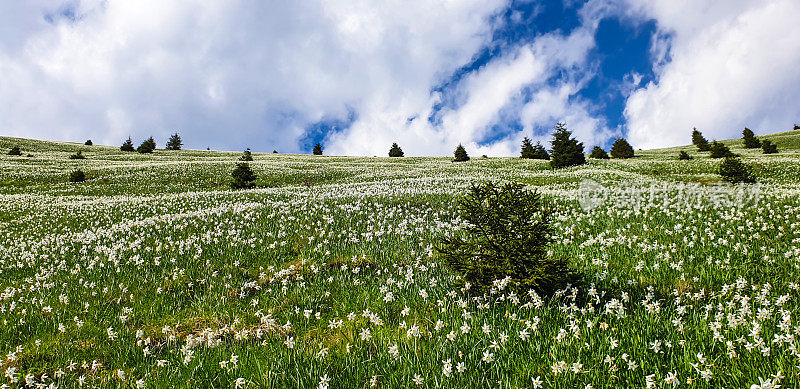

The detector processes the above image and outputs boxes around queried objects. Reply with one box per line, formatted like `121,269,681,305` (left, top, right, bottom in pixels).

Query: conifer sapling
742,128,761,149
389,143,404,157
437,182,580,295
166,133,183,150
549,122,585,168
589,146,609,159
610,138,634,159
231,162,257,189
453,144,470,162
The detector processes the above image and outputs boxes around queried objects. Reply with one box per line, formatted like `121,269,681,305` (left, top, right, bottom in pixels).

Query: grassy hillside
1,130,799,388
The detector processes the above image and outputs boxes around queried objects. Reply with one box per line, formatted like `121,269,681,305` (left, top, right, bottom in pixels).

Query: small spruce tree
531,142,550,160
610,138,635,159
69,169,86,182
137,137,156,154
719,157,755,183
436,182,580,295
549,122,585,168
742,128,761,149
520,137,535,159
692,128,710,151
69,150,87,160
313,143,323,155
120,137,135,152
240,148,254,161
589,146,609,159
84,140,93,146
273,150,278,154
231,162,257,189
678,151,693,160
389,143,404,157
453,144,470,162
709,141,734,158
166,133,183,150
761,140,778,154
7,146,21,156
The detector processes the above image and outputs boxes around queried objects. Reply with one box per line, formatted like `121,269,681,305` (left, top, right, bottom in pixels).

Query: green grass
1,130,800,388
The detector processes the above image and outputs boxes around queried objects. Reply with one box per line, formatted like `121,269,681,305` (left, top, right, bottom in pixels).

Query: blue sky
1,0,799,155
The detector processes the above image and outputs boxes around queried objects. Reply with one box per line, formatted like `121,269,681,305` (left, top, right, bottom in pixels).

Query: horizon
6,125,796,157
1,1,799,156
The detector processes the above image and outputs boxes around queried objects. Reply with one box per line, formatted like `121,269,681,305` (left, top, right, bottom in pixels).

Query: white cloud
624,0,800,148
0,1,644,156
327,25,609,157
0,0,509,153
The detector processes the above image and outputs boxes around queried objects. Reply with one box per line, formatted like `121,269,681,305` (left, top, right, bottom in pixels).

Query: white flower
388,344,399,360
665,371,679,387
318,374,330,389
447,331,456,341
482,350,494,363
442,359,452,377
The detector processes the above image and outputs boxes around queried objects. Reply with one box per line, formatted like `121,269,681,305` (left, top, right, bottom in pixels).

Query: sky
1,0,799,156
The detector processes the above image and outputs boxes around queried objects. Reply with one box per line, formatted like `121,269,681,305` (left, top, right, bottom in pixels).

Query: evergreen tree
742,128,761,149
709,141,734,158
453,144,470,162
240,148,254,161
589,146,609,159
678,151,693,160
7,146,21,156
84,140,93,146
137,137,156,154
166,133,183,150
531,142,550,160
273,150,278,154
762,140,778,154
719,157,755,183
69,169,86,183
69,150,86,160
520,137,535,159
231,162,257,189
692,128,710,151
549,122,585,168
120,137,135,152
610,138,635,159
313,143,323,155
795,124,799,130
436,182,580,295
389,143,404,157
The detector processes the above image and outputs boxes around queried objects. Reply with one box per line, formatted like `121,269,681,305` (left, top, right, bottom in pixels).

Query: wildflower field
2,131,800,388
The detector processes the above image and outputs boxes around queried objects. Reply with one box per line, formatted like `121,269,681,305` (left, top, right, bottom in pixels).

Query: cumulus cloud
327,20,610,157
623,0,800,149
0,0,509,153
12,1,792,155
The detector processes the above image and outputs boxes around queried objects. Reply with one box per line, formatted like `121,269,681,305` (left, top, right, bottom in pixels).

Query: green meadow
1,129,799,388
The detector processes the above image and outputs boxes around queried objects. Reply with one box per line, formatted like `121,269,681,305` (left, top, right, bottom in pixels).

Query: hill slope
0,130,799,388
